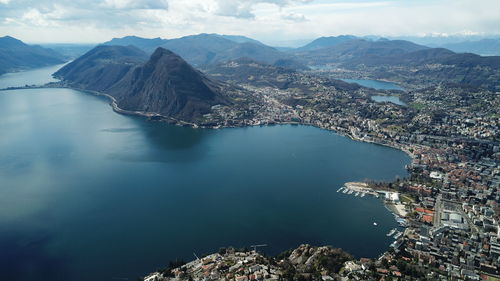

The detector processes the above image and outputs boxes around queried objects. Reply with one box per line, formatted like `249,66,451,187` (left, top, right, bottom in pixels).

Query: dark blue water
0,67,411,281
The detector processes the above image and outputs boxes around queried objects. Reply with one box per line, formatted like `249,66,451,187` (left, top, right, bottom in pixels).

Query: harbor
337,182,408,228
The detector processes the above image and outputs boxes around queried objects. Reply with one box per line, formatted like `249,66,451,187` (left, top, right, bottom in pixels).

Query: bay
0,67,411,281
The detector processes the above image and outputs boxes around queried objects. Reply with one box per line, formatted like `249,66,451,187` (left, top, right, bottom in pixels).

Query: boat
337,187,343,192
373,222,378,226
361,193,366,197
394,232,403,239
386,228,397,236
342,189,348,194
355,192,360,196
348,190,353,195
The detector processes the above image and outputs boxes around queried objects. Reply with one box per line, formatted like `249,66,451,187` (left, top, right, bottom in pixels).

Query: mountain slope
296,35,357,51
102,34,299,68
54,45,148,92
107,48,228,121
295,38,429,65
55,46,228,122
103,36,168,53
0,36,66,75
160,33,293,66
442,39,500,56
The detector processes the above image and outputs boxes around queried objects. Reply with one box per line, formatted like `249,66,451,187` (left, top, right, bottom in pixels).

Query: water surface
341,78,404,91
0,63,65,89
0,66,411,281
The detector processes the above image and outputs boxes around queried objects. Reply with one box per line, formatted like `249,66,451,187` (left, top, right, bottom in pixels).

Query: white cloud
0,0,499,44
212,0,313,18
281,12,308,22
102,0,168,10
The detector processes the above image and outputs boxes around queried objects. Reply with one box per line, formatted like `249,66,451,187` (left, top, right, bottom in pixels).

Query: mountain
40,43,97,59
0,36,66,75
103,35,168,53
160,34,294,67
295,38,429,65
102,34,301,69
442,39,500,56
55,46,228,122
296,35,358,51
341,47,455,67
220,34,264,45
416,52,500,90
54,45,148,92
106,48,228,121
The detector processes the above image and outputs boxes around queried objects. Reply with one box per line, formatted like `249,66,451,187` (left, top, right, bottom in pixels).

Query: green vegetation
410,102,426,111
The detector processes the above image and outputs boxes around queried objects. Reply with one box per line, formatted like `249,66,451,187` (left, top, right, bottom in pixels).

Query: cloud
102,0,168,10
0,0,169,29
0,0,499,44
281,12,308,22
213,0,312,19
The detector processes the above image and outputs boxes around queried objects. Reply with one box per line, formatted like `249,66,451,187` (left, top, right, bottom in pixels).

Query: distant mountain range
0,36,66,75
293,38,429,65
295,35,357,51
388,36,500,56
440,39,500,56
102,34,302,68
55,45,228,122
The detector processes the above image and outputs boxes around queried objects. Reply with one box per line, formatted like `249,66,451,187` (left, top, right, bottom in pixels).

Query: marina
338,182,409,230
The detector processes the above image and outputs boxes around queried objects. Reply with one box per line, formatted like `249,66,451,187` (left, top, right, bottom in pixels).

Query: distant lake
340,79,406,106
0,66,410,281
0,63,66,89
341,78,404,91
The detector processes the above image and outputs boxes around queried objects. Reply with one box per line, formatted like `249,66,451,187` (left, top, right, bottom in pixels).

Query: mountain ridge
0,36,66,75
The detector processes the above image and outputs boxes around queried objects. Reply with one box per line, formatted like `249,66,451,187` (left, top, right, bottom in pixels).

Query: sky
0,0,499,46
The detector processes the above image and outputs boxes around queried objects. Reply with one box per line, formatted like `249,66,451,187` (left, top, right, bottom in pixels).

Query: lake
341,78,404,91
0,63,66,89
0,67,410,281
340,79,406,106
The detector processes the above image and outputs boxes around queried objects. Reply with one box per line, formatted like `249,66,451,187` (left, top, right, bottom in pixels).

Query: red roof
422,215,433,223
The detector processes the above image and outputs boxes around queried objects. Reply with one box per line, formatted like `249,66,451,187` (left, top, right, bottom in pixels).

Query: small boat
361,193,366,197
394,232,403,239
355,192,360,196
337,187,343,192
342,189,348,194
373,222,378,226
348,190,353,195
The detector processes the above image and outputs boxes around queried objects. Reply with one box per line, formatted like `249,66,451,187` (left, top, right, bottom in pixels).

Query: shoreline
4,84,416,161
